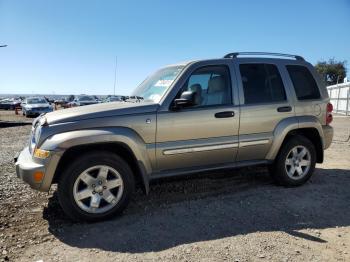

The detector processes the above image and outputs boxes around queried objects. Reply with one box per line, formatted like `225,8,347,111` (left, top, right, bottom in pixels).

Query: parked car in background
123,95,143,102
92,95,103,103
21,97,53,117
104,95,125,102
0,98,22,110
68,95,99,107
60,95,75,108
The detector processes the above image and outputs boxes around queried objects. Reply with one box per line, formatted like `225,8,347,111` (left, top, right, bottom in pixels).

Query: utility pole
113,56,117,96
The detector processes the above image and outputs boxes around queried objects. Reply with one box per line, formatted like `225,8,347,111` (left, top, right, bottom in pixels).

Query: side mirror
173,90,195,109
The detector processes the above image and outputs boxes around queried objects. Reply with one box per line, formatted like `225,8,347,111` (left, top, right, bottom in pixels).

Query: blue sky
0,0,349,95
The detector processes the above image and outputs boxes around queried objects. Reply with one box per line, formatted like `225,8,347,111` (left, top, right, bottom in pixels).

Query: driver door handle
215,111,235,118
277,106,292,112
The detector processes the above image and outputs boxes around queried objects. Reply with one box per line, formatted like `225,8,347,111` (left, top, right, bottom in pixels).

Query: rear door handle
277,106,292,112
215,111,235,118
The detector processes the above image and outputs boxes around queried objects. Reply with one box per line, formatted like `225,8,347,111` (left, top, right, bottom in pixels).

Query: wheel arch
41,127,153,194
266,116,324,163
53,142,150,193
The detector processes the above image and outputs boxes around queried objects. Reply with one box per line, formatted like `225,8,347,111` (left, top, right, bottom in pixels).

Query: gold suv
15,52,334,221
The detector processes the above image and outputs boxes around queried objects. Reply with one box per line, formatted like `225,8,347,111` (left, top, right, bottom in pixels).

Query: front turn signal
33,171,44,182
34,148,50,159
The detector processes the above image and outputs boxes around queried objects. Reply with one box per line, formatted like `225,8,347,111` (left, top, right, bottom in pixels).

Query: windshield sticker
154,79,174,87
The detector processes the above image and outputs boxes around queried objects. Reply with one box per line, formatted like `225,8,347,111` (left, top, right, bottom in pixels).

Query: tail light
326,102,333,125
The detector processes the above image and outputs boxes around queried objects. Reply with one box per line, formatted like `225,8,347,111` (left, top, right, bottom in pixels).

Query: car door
155,63,239,172
234,60,295,161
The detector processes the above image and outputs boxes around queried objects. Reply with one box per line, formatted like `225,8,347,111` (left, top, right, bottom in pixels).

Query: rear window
286,65,320,100
239,63,286,104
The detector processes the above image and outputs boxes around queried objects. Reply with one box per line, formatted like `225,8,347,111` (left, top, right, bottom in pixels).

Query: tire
57,151,135,222
269,135,316,187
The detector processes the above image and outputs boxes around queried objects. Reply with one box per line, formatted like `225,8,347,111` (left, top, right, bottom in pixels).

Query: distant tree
315,58,347,86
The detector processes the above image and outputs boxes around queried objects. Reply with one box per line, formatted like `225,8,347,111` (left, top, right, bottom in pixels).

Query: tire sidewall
273,136,316,186
58,151,134,222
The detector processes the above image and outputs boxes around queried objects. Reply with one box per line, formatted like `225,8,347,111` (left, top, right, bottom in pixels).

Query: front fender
40,127,153,193
266,116,324,160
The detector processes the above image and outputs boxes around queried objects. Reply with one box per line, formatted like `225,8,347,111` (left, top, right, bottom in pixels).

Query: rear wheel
57,151,135,222
269,135,316,186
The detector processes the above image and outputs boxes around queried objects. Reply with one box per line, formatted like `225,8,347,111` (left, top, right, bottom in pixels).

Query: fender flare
41,127,153,193
266,116,324,160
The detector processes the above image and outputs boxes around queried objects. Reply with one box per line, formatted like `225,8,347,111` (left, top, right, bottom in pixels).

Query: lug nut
103,186,107,189
99,192,103,196
92,184,95,188
92,191,96,194
98,181,102,185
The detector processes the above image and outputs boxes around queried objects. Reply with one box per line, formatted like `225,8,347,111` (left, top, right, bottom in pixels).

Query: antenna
113,56,117,96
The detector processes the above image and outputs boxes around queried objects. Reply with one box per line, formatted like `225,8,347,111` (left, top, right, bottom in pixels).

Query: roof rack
223,52,305,61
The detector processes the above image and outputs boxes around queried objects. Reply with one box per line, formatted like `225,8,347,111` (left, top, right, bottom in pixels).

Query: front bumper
15,147,45,190
15,146,61,192
322,125,334,150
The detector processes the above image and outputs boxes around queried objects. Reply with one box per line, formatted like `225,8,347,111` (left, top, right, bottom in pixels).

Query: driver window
181,65,232,107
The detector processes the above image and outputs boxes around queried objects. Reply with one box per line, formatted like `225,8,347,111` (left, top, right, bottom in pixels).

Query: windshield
27,98,47,104
132,65,184,103
78,96,94,101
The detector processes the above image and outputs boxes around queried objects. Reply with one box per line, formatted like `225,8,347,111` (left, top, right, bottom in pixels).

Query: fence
327,83,350,115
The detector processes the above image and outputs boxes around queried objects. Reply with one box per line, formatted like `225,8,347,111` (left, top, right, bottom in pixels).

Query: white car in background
68,95,99,107
22,97,53,117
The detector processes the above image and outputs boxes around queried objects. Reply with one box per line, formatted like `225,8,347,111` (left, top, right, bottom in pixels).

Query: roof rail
223,52,305,61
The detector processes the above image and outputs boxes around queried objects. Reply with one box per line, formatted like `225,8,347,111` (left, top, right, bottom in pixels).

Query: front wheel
269,135,316,186
57,151,135,222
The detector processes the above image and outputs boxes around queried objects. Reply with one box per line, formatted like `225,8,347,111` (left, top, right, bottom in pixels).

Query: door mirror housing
173,91,195,109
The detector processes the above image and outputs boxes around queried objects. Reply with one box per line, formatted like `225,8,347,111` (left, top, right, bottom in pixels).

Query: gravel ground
0,111,349,262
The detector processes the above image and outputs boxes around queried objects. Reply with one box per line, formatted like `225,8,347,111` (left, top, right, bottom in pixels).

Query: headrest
189,83,202,94
208,76,226,93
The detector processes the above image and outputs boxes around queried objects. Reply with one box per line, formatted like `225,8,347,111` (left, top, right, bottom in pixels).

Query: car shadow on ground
0,121,32,128
43,167,350,253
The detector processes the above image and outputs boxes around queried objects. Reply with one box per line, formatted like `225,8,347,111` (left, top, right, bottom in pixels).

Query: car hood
45,101,158,125
26,103,50,108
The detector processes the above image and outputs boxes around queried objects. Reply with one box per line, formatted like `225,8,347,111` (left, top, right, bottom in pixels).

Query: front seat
205,76,228,105
189,83,203,106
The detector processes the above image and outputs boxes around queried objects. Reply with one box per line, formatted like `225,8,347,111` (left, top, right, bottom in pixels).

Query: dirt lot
0,110,349,262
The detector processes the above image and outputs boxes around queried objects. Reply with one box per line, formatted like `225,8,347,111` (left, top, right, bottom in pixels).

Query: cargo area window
239,63,287,104
286,65,321,100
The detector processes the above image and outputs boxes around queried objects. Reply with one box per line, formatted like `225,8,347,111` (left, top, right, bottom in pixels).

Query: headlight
34,125,42,143
38,116,47,126
29,116,47,154
29,135,36,154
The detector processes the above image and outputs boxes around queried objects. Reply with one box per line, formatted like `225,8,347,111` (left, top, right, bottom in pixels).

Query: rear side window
286,65,320,100
239,63,286,104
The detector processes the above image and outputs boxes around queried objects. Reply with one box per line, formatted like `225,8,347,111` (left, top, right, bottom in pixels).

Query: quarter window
239,64,286,104
286,65,320,100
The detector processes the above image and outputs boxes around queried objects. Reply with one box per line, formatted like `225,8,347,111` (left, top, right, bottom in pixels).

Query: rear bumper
322,125,333,150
